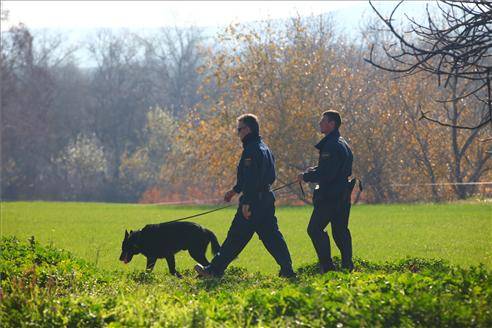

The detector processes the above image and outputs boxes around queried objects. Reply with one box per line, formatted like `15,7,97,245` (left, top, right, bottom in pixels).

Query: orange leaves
156,16,491,203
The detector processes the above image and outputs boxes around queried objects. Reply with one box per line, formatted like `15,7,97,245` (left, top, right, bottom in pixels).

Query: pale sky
1,1,363,31
1,1,433,67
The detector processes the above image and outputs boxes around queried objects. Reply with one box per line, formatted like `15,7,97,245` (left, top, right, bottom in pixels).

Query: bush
1,236,491,327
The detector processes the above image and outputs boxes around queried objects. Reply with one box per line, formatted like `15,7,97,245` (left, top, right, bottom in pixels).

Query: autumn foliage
158,17,490,204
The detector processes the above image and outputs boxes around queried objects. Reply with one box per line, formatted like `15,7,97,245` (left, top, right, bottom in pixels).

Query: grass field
1,201,491,327
1,201,491,273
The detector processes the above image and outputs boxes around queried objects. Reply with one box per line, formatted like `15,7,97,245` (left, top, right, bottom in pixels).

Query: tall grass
1,236,491,327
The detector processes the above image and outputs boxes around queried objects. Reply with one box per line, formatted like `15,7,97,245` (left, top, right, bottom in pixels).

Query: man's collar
241,133,261,148
315,129,340,150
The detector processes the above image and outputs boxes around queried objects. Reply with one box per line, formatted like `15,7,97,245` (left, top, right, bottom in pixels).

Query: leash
162,204,234,224
161,180,304,224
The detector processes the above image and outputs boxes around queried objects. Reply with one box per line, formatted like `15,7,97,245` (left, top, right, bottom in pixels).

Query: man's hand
242,204,251,219
297,173,305,183
224,189,237,202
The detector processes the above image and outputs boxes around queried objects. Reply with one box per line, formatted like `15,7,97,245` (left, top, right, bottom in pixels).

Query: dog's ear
125,230,129,239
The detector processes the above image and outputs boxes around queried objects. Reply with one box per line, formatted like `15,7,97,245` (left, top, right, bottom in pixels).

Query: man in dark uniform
298,110,355,273
195,114,296,278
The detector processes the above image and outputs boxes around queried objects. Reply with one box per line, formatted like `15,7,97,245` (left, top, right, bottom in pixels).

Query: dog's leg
146,257,157,271
166,255,182,278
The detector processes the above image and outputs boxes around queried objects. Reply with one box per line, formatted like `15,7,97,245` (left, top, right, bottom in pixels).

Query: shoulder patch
244,157,253,166
321,152,331,159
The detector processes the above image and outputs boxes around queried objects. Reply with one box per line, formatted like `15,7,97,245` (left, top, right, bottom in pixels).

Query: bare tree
365,0,492,130
1,24,77,199
139,26,206,118
86,30,156,200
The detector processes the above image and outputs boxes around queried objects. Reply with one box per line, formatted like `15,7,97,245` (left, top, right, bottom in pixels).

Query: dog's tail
206,229,221,256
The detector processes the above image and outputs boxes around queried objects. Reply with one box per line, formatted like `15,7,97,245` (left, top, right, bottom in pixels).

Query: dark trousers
307,192,353,269
209,192,293,275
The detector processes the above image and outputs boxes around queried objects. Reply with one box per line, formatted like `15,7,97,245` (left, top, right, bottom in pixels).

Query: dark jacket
233,133,276,205
303,129,353,201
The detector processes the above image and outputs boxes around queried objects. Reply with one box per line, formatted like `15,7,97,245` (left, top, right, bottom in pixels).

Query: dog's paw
175,272,183,279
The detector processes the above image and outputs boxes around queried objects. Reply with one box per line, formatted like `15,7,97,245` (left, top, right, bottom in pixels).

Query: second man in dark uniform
298,110,355,273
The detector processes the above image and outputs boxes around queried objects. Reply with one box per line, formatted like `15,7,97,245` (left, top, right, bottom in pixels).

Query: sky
1,1,433,67
1,1,362,30
1,1,432,31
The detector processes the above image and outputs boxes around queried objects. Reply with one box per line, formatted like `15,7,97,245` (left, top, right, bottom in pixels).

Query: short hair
237,113,259,135
322,110,342,129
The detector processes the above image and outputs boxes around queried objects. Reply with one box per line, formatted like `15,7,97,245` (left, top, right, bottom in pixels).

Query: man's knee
307,223,324,240
227,215,250,235
257,225,280,243
224,225,239,239
332,225,351,245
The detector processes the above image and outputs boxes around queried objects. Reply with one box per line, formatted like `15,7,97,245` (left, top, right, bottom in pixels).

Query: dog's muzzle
120,253,130,264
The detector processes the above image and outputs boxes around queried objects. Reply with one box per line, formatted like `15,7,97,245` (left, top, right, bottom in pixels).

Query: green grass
1,236,491,327
1,201,491,327
1,201,491,274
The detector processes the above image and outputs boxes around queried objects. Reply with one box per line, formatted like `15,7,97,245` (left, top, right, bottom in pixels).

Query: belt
257,185,272,192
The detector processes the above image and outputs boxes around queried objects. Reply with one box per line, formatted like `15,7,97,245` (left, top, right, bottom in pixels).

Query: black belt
257,185,272,192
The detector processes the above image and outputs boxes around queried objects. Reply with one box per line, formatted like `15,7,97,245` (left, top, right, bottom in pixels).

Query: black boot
341,261,354,272
320,262,336,274
279,267,297,278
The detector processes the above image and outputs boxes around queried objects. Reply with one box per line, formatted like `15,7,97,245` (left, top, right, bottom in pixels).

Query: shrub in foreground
1,236,491,327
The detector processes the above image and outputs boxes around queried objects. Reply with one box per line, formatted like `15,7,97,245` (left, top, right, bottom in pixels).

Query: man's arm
225,161,242,202
232,184,241,194
302,145,341,183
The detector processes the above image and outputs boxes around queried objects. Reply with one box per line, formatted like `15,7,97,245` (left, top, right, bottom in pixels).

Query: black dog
119,221,220,277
